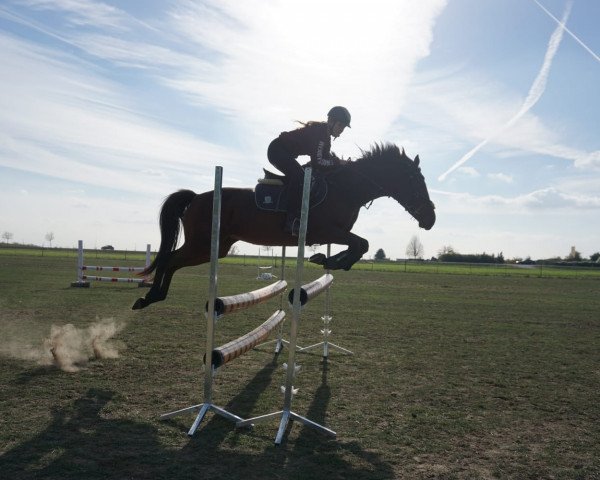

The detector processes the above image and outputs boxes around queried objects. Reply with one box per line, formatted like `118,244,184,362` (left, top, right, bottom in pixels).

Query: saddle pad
255,183,287,212
255,177,327,212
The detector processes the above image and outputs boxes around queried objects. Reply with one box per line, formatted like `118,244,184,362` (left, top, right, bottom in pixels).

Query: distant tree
590,252,600,262
374,248,386,261
45,232,55,248
406,235,424,260
566,247,582,261
438,245,455,257
438,249,505,264
2,231,13,244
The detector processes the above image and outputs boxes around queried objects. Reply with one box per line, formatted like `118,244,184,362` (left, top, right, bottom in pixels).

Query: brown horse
132,143,435,310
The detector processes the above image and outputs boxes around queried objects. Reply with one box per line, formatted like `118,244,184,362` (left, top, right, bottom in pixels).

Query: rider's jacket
276,122,340,169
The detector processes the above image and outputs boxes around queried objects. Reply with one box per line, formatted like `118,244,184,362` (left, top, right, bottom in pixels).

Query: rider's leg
267,140,304,235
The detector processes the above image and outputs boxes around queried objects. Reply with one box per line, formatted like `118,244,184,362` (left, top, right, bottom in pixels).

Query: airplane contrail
532,0,600,63
438,0,572,182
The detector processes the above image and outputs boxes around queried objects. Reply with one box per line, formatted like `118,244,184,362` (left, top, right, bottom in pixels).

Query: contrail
438,0,572,182
532,0,600,63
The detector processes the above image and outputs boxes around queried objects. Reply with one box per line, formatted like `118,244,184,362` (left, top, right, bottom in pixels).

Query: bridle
350,156,434,219
403,175,435,220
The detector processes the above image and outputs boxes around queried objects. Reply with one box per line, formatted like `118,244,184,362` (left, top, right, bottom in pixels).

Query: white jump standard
159,167,288,435
70,240,152,287
295,244,353,358
236,166,337,444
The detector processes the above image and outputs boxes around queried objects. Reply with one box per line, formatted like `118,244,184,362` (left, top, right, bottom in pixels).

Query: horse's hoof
324,258,339,270
132,298,146,310
309,253,327,265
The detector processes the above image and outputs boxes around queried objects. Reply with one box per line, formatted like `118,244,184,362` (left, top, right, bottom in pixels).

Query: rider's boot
283,177,302,236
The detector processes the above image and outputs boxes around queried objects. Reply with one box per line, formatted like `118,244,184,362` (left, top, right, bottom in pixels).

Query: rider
267,106,351,236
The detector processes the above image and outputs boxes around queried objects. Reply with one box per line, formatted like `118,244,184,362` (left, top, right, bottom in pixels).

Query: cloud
518,187,600,209
487,173,513,183
19,0,130,29
437,0,573,181
0,32,243,194
1,1,450,193
57,0,448,155
458,167,480,177
433,187,600,211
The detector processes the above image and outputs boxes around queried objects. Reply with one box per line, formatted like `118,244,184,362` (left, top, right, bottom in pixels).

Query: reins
348,153,432,215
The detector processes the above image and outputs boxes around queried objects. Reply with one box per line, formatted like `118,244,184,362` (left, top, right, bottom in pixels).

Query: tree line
2,232,55,247
373,236,600,265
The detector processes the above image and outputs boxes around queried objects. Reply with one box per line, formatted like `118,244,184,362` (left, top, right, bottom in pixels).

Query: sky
0,0,598,261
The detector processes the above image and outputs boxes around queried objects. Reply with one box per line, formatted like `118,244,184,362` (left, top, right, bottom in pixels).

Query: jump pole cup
297,244,353,358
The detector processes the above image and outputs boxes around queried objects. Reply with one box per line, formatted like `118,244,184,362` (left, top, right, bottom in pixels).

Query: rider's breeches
267,139,303,218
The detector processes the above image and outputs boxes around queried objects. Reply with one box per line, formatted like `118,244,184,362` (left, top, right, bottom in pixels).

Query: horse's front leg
309,231,369,271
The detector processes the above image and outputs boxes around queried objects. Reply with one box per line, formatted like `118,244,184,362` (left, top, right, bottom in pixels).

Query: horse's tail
142,189,197,276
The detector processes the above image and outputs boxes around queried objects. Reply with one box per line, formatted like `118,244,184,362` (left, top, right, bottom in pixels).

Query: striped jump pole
70,241,152,288
236,166,337,444
287,273,333,306
206,309,286,368
208,280,287,317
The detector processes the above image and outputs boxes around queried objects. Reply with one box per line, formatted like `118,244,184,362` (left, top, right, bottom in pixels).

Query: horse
132,143,435,310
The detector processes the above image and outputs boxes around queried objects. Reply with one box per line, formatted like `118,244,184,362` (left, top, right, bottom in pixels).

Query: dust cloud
0,318,126,373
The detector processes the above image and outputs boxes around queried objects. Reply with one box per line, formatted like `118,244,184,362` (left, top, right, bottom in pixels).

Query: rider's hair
295,120,322,128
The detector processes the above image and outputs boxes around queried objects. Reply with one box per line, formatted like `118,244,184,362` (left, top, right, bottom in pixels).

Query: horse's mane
353,143,403,165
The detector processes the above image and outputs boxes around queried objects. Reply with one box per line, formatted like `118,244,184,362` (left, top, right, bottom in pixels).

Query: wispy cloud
20,0,130,29
487,173,513,183
0,32,242,194
438,0,573,181
433,186,600,211
1,0,598,259
65,1,448,154
457,167,480,178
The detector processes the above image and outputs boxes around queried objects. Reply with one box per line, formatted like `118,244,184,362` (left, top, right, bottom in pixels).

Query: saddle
255,169,327,212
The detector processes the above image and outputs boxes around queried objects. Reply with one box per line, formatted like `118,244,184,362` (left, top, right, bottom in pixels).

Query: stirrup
257,178,284,186
284,217,300,237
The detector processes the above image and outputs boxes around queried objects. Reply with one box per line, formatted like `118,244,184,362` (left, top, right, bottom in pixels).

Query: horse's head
359,144,436,230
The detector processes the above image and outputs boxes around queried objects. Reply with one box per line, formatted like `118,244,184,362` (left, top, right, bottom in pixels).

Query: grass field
1,253,599,479
2,244,600,279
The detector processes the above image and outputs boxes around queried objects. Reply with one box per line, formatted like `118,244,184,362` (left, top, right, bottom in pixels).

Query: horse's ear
402,147,406,156
414,155,420,166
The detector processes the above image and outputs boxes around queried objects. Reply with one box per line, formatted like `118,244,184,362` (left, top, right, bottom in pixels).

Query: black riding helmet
327,106,351,128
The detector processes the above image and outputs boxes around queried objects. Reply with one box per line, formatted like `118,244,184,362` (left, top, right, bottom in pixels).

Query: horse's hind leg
132,237,234,310
132,256,171,310
132,243,210,310
148,238,234,303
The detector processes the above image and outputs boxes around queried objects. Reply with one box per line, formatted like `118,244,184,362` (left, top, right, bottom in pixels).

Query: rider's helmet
327,106,351,128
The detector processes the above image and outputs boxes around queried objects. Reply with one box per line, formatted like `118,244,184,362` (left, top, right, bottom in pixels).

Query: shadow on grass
1,360,393,480
180,357,394,479
15,366,62,385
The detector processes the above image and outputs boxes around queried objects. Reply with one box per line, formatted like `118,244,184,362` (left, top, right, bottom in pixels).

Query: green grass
1,254,599,479
3,244,599,279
